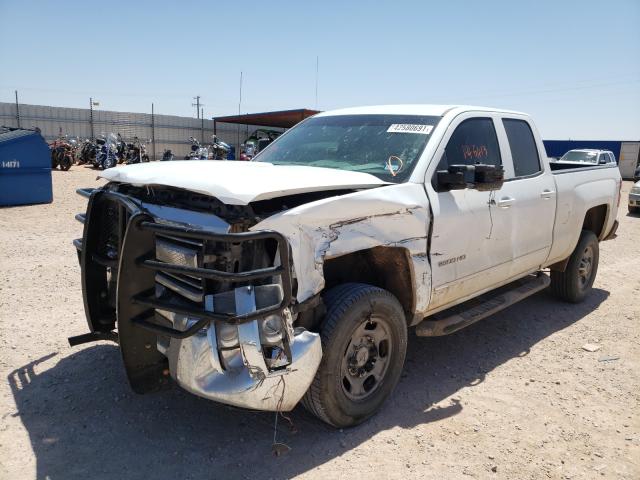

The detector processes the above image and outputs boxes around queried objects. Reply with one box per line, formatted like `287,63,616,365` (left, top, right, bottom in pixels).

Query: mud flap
117,213,170,394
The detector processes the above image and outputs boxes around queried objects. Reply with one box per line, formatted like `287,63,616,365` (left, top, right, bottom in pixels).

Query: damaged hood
98,160,387,205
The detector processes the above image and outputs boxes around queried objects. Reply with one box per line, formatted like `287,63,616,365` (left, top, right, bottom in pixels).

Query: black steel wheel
551,230,599,303
302,283,407,428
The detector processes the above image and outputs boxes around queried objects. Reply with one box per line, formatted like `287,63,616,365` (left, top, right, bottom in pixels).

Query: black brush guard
73,189,294,393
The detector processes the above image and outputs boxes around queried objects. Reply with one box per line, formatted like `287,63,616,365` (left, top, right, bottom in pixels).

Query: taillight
616,180,622,208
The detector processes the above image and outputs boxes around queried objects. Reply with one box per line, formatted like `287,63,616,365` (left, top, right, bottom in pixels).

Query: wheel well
582,205,608,239
550,205,608,273
322,247,415,318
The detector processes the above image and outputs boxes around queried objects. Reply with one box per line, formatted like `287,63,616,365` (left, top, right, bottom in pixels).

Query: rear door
496,116,556,273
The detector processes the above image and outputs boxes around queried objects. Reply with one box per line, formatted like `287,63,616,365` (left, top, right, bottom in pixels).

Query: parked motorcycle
49,135,74,171
126,136,150,164
184,136,209,160
96,133,118,169
91,135,107,167
116,133,128,164
210,135,230,160
239,143,256,161
161,148,174,161
78,138,97,165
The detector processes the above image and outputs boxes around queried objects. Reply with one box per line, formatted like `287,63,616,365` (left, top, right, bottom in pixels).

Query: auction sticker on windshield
387,124,434,134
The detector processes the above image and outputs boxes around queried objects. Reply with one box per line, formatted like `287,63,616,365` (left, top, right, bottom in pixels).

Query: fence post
14,90,20,128
89,97,94,140
151,103,156,161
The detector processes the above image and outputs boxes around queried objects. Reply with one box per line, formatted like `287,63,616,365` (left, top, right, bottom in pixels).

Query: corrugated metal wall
543,140,623,160
0,102,270,160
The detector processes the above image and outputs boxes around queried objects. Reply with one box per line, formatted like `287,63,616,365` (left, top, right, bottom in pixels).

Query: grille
155,235,204,305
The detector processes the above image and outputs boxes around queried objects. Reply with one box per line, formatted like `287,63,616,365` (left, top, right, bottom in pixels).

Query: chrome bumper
164,318,321,411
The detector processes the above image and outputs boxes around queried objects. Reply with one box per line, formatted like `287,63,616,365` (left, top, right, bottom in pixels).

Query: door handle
496,196,515,208
540,189,555,199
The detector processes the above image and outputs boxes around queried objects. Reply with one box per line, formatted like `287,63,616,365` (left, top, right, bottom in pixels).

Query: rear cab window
502,119,541,178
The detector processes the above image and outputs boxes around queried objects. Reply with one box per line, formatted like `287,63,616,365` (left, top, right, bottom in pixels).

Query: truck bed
546,162,620,266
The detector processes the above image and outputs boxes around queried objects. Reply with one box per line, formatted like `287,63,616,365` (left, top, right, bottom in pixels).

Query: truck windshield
560,151,598,163
254,114,440,182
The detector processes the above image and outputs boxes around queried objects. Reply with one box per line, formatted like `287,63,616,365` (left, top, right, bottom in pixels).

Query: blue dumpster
0,128,53,206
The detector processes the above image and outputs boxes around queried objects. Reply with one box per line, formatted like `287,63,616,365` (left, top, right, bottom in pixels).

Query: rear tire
550,230,599,303
302,283,407,428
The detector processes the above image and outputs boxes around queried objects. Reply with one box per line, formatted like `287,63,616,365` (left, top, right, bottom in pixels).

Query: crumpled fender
252,183,432,315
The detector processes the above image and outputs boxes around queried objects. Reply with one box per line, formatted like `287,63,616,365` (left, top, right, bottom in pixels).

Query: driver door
425,114,513,310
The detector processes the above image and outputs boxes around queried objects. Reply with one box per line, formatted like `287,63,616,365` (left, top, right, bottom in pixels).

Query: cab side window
439,118,502,171
502,119,541,177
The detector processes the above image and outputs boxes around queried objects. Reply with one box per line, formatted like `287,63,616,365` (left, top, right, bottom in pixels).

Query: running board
415,273,550,337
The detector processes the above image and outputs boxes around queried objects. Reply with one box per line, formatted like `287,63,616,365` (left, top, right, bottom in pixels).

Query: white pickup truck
71,105,621,427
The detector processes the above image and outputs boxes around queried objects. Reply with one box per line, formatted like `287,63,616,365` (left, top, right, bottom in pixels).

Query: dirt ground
1,166,638,480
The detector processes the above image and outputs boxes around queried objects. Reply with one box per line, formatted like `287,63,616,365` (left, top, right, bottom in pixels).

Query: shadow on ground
8,289,609,480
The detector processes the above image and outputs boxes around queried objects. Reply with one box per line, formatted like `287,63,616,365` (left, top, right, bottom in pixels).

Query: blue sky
1,0,638,139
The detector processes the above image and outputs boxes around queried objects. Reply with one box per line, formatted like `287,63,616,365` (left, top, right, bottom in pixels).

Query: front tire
101,156,117,170
550,230,599,303
302,283,407,428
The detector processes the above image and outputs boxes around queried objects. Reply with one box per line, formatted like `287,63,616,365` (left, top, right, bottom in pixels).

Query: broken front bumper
164,306,321,411
74,188,321,411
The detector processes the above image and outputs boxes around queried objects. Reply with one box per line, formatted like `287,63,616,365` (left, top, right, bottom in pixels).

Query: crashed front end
72,185,321,411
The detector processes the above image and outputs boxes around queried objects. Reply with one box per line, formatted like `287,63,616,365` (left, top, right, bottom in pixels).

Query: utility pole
201,108,204,144
14,90,20,128
192,96,204,119
238,72,243,115
315,56,319,109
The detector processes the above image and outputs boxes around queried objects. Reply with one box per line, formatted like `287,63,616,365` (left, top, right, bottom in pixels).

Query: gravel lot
1,166,638,480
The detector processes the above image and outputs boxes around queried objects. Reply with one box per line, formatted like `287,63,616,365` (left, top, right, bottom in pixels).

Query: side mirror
474,164,504,191
436,167,466,191
436,164,504,192
598,158,607,165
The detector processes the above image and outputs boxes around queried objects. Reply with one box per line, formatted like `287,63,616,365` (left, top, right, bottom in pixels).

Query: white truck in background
71,105,621,428
555,148,617,166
